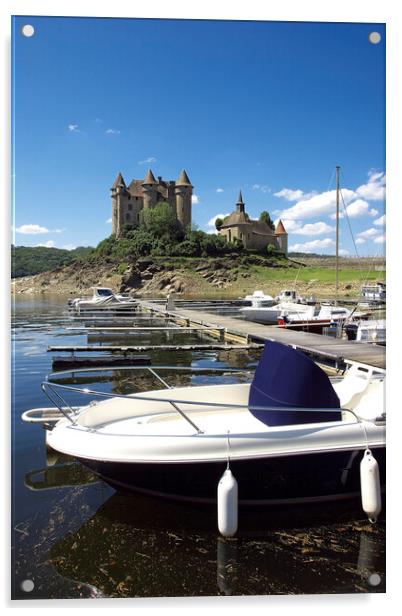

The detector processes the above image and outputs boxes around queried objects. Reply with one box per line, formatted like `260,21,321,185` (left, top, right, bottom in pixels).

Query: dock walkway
138,300,385,369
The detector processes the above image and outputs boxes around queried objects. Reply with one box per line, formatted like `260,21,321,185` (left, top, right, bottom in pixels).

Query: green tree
215,217,223,231
259,211,275,231
141,202,184,242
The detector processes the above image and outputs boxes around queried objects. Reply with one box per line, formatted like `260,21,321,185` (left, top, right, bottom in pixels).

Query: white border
2,0,401,613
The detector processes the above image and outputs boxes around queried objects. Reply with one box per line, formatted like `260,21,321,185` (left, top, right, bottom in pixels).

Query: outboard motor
249,341,341,426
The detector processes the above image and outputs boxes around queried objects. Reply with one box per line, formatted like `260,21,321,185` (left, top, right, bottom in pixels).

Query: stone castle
219,191,288,255
111,169,287,255
111,169,192,238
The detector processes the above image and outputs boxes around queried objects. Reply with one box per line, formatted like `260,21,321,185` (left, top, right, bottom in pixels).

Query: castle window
128,203,132,211
126,214,130,221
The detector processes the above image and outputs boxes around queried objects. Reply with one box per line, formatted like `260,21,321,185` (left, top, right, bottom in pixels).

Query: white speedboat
22,341,385,508
68,287,137,312
240,300,312,324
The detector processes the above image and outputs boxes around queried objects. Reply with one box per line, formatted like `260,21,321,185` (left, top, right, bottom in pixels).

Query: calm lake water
11,296,385,599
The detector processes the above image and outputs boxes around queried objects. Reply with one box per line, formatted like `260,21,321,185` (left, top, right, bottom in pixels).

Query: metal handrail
38,364,384,435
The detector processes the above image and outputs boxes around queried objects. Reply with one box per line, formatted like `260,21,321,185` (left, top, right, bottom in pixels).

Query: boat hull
76,446,385,505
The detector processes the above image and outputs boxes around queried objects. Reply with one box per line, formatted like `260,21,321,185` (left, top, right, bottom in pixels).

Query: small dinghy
22,341,385,508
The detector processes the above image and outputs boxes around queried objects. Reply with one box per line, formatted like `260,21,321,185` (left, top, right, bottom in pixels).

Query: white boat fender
217,468,238,537
360,449,382,523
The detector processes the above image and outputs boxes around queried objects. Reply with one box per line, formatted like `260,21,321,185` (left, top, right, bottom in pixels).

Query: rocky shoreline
11,254,367,300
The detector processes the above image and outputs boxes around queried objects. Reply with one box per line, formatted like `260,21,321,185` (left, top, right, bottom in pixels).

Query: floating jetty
49,298,385,370
135,300,385,369
52,354,151,370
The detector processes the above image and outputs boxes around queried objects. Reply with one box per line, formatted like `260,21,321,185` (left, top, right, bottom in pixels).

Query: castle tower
174,169,193,229
111,172,127,238
274,219,288,255
236,190,245,213
141,169,158,210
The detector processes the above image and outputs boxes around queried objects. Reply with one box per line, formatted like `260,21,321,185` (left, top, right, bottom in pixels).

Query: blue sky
12,16,386,255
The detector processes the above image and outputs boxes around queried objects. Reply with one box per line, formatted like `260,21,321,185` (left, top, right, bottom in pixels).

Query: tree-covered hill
11,245,93,278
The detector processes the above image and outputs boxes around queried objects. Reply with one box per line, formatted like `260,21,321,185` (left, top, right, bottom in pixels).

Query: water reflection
12,295,386,599
44,493,385,598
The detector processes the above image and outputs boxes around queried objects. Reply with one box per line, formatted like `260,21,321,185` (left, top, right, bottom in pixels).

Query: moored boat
22,341,385,508
68,287,137,312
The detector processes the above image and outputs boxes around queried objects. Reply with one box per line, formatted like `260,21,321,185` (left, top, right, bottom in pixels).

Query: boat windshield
96,288,114,297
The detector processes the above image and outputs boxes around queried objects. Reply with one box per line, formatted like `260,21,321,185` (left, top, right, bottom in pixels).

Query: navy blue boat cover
249,341,341,426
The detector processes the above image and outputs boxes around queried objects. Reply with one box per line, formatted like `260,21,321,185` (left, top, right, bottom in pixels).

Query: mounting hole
20,579,35,592
368,32,381,45
22,24,35,38
368,573,381,586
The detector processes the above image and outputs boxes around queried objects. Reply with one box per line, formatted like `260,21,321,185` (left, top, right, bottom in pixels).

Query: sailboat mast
335,165,340,305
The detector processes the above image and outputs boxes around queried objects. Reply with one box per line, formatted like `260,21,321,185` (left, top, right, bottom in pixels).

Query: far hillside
11,245,93,278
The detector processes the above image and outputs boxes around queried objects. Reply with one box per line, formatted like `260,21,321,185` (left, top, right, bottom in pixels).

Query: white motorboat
345,319,386,345
275,288,305,303
22,341,385,509
243,290,275,306
360,282,386,303
68,287,137,312
240,300,312,324
277,304,358,332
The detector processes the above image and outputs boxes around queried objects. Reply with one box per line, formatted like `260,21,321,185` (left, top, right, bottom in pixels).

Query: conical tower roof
236,190,244,205
176,169,192,186
236,189,245,213
142,169,157,185
275,219,287,235
112,172,126,189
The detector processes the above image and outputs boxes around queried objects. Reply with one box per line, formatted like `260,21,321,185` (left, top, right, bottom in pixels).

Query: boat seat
333,365,373,410
352,379,385,421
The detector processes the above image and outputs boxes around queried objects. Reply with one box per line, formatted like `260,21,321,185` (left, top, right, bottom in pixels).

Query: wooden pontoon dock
135,300,385,369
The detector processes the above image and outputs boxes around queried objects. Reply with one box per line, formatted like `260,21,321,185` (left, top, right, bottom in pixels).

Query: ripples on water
11,296,385,599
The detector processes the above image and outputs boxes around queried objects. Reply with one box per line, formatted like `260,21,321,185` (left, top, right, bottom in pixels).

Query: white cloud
356,170,386,201
338,248,350,256
105,128,121,135
278,170,385,222
138,156,157,165
216,188,224,193
252,184,271,193
289,238,335,253
374,214,386,226
35,240,55,248
374,234,386,244
62,244,76,250
274,188,304,201
273,219,300,233
206,213,230,232
15,224,50,234
356,227,379,240
68,124,80,132
192,194,200,205
274,188,317,201
355,238,366,245
295,222,334,236
106,218,112,224
279,188,357,220
273,219,334,235
339,199,377,218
